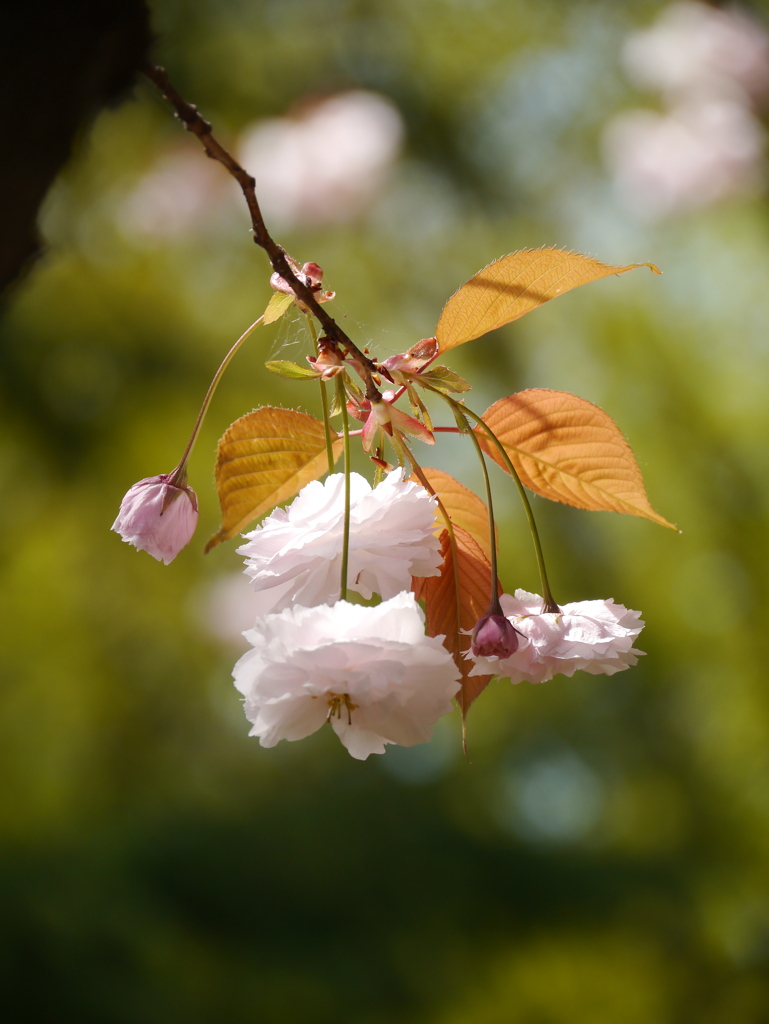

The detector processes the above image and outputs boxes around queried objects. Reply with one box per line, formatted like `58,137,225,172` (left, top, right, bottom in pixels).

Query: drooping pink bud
112,474,198,565
471,612,521,659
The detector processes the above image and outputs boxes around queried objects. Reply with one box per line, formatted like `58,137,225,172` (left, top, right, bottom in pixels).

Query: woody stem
143,64,377,376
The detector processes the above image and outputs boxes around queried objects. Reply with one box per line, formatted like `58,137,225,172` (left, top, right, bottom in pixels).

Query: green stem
465,406,558,613
335,375,352,602
168,315,263,487
458,415,499,597
305,313,334,474
421,385,559,613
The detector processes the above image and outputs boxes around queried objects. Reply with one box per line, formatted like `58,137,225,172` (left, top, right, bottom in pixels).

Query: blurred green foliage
3,0,769,1020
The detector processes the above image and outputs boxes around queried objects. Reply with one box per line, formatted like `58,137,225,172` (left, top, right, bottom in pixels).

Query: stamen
326,692,358,725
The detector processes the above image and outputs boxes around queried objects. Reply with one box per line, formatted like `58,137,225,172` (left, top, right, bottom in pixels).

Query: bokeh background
3,0,769,1020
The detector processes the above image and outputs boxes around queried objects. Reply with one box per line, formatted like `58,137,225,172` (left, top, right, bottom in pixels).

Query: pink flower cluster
112,468,645,760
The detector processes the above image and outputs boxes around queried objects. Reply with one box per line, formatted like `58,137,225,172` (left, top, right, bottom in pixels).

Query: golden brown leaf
436,248,661,352
413,526,499,719
418,468,496,563
476,389,676,529
206,407,342,551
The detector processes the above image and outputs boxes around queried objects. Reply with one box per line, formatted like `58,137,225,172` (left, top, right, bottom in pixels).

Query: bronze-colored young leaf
476,389,676,529
262,291,294,325
436,248,661,352
206,407,343,551
418,468,496,563
412,526,499,718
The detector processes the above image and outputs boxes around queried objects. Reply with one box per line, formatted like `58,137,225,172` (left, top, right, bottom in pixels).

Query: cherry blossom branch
142,64,380,397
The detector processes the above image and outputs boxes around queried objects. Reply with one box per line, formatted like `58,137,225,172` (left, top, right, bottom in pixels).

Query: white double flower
234,593,461,760
234,470,459,759
237,468,442,613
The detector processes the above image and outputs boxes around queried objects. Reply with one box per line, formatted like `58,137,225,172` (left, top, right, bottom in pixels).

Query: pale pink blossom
469,590,644,684
238,469,441,614
112,474,198,564
233,592,461,759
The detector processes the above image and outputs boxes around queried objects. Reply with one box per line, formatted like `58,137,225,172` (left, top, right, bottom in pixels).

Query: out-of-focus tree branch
0,0,151,298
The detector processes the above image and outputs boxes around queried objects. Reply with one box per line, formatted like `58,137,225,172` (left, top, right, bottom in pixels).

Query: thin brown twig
142,63,380,398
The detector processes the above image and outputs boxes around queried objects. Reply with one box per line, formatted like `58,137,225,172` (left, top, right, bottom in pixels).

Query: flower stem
421,386,559,613
465,406,559,613
459,415,499,593
168,315,263,488
336,375,352,601
305,313,335,474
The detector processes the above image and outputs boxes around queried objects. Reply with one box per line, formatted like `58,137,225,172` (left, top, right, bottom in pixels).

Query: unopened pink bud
301,262,324,288
112,475,198,565
471,612,521,659
381,337,439,374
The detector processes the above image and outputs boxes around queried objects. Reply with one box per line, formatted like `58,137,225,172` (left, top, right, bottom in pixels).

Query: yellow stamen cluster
325,692,358,725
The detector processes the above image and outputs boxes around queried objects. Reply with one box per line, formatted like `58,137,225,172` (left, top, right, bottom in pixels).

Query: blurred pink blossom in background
604,1,769,219
237,91,404,228
116,90,403,240
117,145,234,239
604,99,764,218
622,1,769,103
